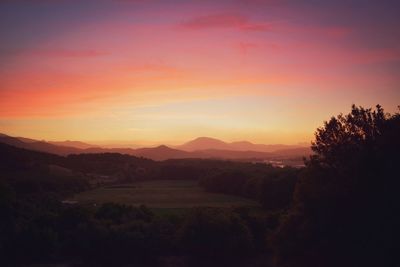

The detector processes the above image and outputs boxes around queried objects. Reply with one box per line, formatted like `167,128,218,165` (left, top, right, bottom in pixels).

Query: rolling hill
0,133,311,162
178,136,306,152
49,140,98,149
0,134,82,155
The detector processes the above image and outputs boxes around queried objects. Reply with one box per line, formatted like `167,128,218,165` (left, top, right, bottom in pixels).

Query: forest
0,105,399,267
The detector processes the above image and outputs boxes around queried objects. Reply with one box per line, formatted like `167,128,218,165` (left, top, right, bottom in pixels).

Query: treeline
0,142,294,266
0,200,278,266
0,142,300,207
199,165,299,210
0,143,89,201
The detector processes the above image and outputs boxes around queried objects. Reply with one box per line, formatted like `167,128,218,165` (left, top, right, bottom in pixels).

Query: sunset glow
1,0,399,145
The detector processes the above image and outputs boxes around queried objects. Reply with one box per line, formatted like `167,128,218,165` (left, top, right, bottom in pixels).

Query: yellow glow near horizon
0,1,399,145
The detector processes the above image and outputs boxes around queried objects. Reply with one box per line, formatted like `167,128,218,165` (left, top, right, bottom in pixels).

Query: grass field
69,179,260,208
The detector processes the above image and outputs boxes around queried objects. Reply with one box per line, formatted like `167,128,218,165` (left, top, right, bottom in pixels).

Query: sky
0,0,399,145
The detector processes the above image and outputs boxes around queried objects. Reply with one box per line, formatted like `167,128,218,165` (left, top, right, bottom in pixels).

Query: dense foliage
1,104,397,266
272,105,400,267
199,166,299,210
0,199,279,266
0,143,289,266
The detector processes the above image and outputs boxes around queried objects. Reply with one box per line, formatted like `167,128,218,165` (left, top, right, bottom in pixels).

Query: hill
49,140,98,149
134,145,194,161
178,137,232,151
0,133,311,163
178,136,306,152
0,134,82,155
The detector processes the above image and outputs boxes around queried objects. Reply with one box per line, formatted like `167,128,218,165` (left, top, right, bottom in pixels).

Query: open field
69,179,260,208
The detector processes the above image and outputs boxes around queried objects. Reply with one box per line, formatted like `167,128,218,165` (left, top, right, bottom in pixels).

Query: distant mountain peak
189,136,227,143
155,145,170,149
179,137,229,151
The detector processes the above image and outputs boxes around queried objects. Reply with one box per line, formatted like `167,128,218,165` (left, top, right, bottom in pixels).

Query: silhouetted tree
272,105,400,267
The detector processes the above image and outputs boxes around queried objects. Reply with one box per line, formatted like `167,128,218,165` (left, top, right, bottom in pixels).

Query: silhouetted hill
0,142,63,171
134,145,194,161
0,133,311,162
15,136,39,143
0,134,82,155
178,137,231,151
0,134,28,147
178,136,306,152
49,140,98,149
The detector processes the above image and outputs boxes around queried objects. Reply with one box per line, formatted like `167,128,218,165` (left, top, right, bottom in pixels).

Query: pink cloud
121,63,181,74
237,42,259,54
179,13,272,32
5,48,110,58
278,24,353,39
236,41,281,55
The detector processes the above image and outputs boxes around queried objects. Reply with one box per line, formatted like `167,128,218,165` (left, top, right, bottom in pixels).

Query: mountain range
0,133,311,162
177,137,306,152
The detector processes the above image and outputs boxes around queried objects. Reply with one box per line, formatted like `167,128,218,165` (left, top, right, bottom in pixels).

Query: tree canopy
273,104,400,267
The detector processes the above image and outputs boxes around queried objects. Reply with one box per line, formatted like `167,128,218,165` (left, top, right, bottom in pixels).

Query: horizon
0,132,310,148
1,1,399,144
1,2,399,265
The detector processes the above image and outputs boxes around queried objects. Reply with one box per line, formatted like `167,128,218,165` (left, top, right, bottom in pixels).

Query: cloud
32,49,110,58
2,48,110,58
237,42,258,54
179,13,272,32
121,63,181,74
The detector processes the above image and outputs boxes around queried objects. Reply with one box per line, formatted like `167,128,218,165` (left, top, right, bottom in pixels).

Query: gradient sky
0,0,399,145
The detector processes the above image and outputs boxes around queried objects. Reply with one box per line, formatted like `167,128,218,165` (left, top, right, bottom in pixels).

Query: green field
69,179,260,208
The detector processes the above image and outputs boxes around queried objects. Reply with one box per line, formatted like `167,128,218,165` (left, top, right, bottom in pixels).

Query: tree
272,105,400,267
178,208,253,263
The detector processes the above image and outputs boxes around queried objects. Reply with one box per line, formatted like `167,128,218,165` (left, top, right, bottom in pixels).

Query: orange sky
0,0,399,145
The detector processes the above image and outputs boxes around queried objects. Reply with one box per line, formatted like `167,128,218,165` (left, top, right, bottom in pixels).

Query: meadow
69,179,260,208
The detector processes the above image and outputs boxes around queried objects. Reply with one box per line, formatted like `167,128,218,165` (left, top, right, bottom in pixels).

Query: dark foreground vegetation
0,104,399,266
272,105,400,267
